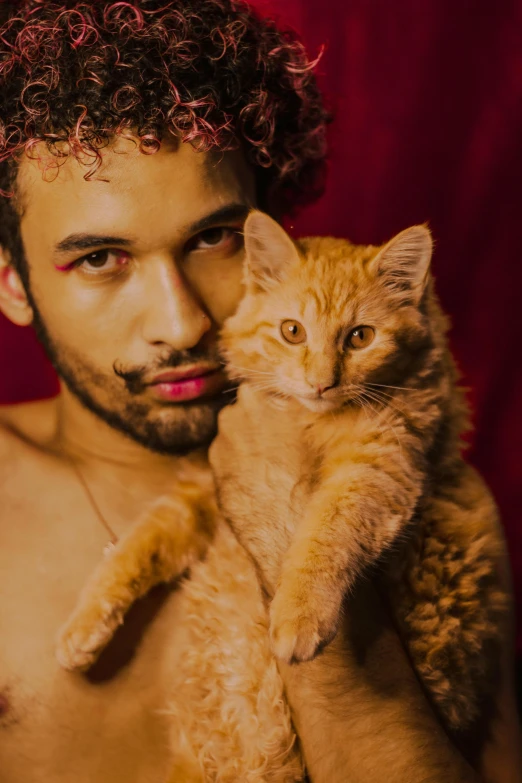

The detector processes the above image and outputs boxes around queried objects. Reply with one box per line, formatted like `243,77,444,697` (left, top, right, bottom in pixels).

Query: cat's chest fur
165,518,305,782
302,404,377,461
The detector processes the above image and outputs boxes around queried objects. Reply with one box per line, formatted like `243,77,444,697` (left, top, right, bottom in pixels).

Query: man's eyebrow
53,203,251,256
188,203,251,234
55,234,135,255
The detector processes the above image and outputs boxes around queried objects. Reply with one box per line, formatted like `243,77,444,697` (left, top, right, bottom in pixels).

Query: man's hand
209,384,311,596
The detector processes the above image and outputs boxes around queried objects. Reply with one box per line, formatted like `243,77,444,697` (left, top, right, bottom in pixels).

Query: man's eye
193,227,237,249
78,250,129,272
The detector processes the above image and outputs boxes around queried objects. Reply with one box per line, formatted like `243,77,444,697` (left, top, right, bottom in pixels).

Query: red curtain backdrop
1,0,521,648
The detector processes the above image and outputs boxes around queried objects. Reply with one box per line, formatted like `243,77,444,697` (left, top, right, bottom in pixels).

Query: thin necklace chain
67,455,119,554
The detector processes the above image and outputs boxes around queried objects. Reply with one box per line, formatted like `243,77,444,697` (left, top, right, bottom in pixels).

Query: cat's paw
55,601,126,672
269,576,341,663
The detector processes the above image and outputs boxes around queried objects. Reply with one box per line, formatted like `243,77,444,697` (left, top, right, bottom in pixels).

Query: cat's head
221,210,434,412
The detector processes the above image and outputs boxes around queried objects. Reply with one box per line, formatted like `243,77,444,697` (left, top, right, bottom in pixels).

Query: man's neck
49,386,207,531
54,385,176,468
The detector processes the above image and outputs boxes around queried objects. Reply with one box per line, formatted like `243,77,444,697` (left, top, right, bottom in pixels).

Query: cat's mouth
293,393,344,413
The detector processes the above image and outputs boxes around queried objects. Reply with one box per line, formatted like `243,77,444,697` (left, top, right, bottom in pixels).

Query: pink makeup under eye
54,250,131,272
55,260,78,272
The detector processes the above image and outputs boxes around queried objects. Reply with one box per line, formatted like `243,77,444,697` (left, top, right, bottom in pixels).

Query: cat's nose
316,382,336,396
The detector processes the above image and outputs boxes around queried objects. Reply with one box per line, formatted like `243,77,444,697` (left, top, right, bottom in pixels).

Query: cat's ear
243,210,299,290
369,225,433,304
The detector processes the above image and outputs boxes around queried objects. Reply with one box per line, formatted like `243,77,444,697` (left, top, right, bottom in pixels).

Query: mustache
113,348,222,395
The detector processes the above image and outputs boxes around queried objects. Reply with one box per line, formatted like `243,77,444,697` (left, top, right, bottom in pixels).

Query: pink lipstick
147,365,226,402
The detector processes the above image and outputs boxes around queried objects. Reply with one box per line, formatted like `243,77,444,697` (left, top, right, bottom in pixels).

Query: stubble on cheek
40,334,224,454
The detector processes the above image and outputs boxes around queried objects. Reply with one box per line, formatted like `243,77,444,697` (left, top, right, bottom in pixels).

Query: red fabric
1,0,521,648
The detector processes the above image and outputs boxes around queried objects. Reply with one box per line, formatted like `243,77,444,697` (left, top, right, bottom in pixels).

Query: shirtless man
0,1,520,781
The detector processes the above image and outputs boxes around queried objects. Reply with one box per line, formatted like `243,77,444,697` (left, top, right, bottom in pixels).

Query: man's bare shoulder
0,396,59,458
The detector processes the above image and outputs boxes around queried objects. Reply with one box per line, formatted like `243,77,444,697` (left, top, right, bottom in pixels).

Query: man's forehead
17,135,253,218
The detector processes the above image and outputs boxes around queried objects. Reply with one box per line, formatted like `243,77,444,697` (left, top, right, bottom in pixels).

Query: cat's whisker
353,394,373,422
360,387,400,416
247,382,279,393
230,365,274,377
349,386,379,425
246,380,292,400
361,389,387,409
355,387,405,460
355,395,399,455
354,393,390,439
365,391,405,415
351,384,387,414
366,382,418,393
362,386,408,417
349,385,372,409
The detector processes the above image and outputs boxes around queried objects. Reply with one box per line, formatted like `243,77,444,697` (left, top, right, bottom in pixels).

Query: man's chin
119,396,227,455
135,397,225,455
69,379,227,455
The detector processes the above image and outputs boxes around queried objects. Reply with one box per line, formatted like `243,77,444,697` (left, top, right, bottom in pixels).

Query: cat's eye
347,325,375,349
281,320,307,344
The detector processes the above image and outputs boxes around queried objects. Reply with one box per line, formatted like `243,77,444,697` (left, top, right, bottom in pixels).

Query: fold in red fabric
1,0,521,649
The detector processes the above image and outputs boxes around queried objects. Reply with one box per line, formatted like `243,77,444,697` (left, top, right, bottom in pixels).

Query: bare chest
0,468,189,782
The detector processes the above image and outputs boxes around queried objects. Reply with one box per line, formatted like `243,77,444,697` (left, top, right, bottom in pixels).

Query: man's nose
140,258,211,350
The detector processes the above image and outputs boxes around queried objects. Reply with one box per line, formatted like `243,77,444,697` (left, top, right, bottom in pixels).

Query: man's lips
148,364,221,385
146,364,226,402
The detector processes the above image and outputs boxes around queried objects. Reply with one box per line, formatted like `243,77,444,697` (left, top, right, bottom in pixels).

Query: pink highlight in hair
103,2,145,30
0,0,330,212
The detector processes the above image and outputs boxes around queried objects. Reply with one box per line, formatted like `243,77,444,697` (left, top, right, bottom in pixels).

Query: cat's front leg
270,552,345,664
269,515,352,664
56,486,216,671
270,463,421,663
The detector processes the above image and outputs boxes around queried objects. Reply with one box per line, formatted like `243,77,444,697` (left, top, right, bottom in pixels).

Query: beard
28,297,227,456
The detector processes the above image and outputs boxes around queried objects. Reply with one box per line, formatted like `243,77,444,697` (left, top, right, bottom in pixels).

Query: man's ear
243,210,300,291
0,246,33,326
368,225,433,305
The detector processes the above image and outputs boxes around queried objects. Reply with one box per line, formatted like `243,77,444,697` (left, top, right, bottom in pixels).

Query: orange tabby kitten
222,213,464,664
56,211,507,747
219,211,507,732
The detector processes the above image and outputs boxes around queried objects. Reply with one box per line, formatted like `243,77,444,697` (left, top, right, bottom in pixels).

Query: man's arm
209,384,521,783
278,581,479,783
477,551,522,783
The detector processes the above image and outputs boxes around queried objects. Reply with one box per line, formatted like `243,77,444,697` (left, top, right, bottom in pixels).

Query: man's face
14,137,256,453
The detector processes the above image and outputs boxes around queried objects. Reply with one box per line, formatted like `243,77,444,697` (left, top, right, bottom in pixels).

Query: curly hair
0,0,330,272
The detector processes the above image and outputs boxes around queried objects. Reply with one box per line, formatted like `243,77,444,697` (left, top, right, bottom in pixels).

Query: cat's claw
269,583,340,663
270,615,323,663
55,602,126,672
